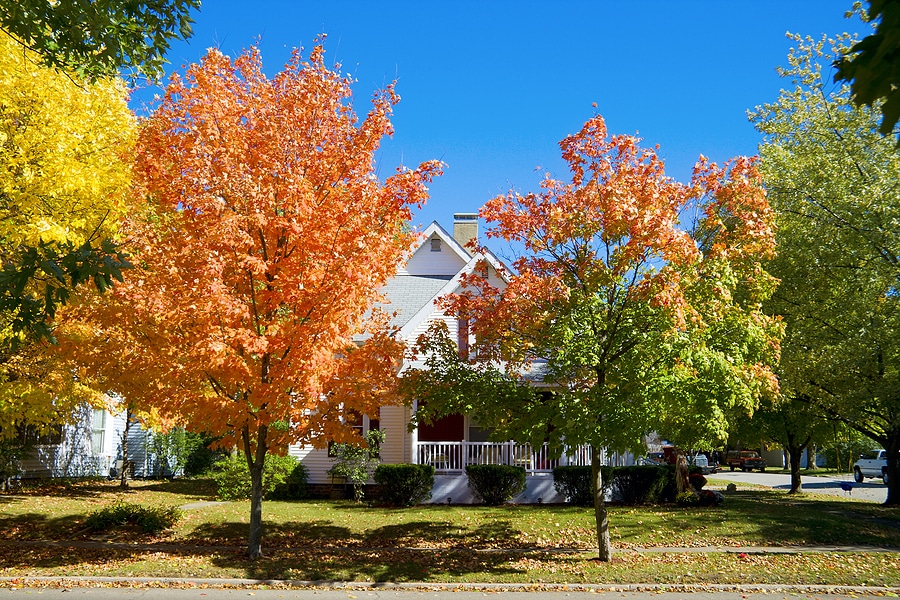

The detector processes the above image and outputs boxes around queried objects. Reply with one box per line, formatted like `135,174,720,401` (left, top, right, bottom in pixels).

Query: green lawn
0,478,898,586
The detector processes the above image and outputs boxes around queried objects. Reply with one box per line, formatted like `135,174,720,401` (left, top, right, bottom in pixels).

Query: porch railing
414,441,593,473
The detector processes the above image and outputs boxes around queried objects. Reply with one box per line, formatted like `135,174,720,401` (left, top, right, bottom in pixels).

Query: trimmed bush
613,465,670,505
374,463,435,506
267,461,309,500
86,501,181,533
211,453,307,501
465,464,526,505
552,465,615,506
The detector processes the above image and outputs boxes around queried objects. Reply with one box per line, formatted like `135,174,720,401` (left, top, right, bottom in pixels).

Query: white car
853,450,888,485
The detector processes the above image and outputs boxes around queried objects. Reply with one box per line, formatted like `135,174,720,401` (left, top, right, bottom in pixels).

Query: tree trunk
120,408,132,489
788,445,803,494
244,424,268,559
591,446,612,562
886,430,899,506
807,443,818,471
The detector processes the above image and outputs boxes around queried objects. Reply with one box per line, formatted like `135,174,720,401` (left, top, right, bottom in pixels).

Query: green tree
0,0,199,81
751,33,900,504
835,0,900,143
403,114,781,561
750,395,834,493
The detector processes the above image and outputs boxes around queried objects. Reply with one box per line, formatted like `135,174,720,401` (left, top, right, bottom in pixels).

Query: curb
2,576,900,595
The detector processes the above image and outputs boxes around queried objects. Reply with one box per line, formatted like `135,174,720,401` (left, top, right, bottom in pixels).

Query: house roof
381,274,454,329
358,219,511,344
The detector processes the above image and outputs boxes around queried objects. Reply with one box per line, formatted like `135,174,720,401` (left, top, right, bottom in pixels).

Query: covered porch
413,440,593,474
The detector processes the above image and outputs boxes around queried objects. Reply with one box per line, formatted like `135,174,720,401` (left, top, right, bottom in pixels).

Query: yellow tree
0,32,133,438
61,42,441,558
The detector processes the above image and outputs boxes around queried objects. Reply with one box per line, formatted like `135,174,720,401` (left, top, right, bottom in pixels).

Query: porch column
410,400,419,465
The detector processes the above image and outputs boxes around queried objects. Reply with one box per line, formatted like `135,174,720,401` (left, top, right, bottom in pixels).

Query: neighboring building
18,403,168,480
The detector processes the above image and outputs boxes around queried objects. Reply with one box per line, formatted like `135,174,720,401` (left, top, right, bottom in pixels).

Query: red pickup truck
725,450,767,472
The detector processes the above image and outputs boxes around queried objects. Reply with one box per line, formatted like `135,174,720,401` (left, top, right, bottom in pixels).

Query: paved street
709,470,888,503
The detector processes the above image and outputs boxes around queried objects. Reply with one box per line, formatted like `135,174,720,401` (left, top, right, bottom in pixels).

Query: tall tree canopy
0,31,133,438
403,114,780,561
60,43,441,558
0,0,199,80
752,32,900,504
835,0,900,142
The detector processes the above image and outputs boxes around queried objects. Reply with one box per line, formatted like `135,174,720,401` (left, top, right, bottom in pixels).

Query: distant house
18,403,169,480
289,213,631,502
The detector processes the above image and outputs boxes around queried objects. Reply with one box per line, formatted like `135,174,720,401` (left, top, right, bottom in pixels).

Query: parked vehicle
725,450,766,472
688,452,717,474
853,449,888,485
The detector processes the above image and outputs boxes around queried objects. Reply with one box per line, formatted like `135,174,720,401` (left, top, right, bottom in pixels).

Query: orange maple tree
404,115,780,561
61,42,441,558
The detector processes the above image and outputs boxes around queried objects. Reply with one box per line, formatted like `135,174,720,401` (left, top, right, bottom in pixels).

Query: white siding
289,444,334,484
401,233,468,277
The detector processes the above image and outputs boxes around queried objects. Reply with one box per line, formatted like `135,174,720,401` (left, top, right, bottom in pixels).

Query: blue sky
138,1,869,239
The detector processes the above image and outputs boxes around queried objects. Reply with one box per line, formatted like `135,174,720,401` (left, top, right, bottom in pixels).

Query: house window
91,409,106,454
430,238,442,252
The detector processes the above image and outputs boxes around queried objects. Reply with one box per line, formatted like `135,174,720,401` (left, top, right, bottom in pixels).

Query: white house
288,213,619,503
18,403,161,480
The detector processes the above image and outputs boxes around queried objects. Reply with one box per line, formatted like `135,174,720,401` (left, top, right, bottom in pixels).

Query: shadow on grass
137,477,218,499
0,511,88,540
211,547,524,582
608,489,900,549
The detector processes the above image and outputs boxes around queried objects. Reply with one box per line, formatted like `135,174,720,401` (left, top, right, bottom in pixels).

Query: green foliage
0,239,131,346
835,1,900,141
751,31,900,503
85,501,181,533
148,427,202,477
676,491,699,507
183,433,229,477
0,0,199,81
464,464,526,505
211,453,306,501
373,463,435,506
329,429,385,502
613,466,671,505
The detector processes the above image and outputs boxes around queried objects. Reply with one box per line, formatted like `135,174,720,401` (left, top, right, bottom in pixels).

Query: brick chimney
453,213,478,252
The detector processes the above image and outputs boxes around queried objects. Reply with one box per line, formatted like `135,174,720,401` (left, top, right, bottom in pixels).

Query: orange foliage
442,114,777,375
60,42,441,456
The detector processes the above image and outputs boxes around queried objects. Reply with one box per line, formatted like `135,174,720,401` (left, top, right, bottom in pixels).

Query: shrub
86,501,181,533
697,489,724,506
374,463,435,506
465,464,526,505
182,433,230,477
552,465,615,506
676,491,699,506
689,472,707,491
267,460,309,500
211,453,306,500
328,429,385,502
613,465,670,505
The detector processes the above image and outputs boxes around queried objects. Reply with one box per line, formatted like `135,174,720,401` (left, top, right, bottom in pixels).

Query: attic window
431,238,442,252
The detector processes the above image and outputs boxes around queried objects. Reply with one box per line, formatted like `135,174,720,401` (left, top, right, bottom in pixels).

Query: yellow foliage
0,32,135,435
0,31,135,249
